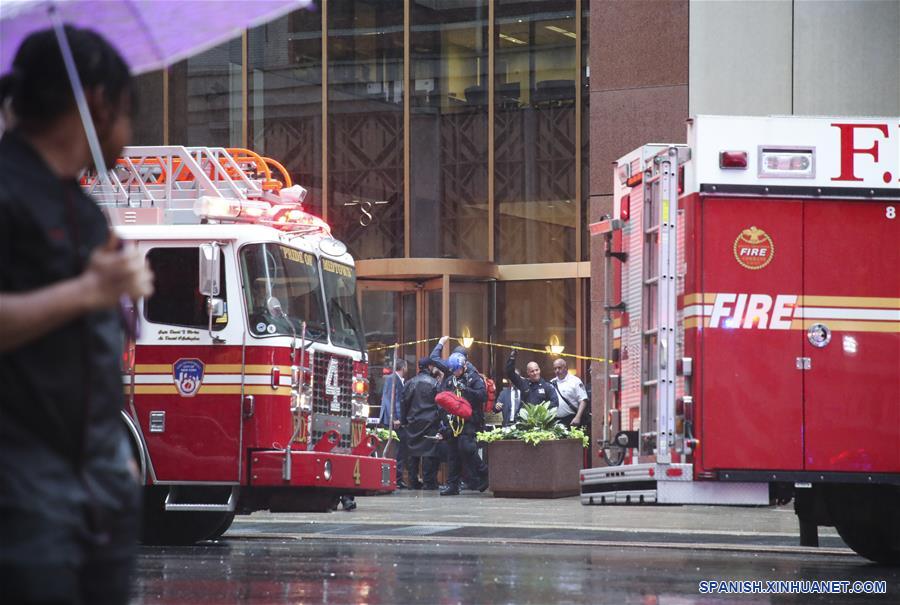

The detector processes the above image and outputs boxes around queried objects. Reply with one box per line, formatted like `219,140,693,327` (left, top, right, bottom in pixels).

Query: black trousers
558,412,577,427
408,456,439,487
447,431,487,487
394,427,409,480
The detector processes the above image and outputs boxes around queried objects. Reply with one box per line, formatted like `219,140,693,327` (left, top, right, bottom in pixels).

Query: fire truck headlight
323,460,332,481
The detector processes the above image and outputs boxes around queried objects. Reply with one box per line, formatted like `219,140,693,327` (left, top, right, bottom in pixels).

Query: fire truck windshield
321,258,365,353
240,244,328,340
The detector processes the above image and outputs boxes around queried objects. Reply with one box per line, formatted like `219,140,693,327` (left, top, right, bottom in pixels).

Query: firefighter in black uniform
0,27,154,604
401,357,442,489
430,337,489,495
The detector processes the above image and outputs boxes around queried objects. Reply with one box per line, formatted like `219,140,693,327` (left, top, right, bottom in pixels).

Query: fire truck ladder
81,146,291,225
640,146,679,464
583,146,695,505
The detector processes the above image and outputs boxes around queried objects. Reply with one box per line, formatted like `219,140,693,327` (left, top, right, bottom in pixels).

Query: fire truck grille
311,351,353,449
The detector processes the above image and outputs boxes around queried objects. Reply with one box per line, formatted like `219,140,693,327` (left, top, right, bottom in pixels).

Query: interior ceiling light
545,25,576,39
499,33,526,45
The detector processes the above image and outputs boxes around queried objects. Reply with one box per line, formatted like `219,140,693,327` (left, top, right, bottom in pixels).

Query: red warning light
719,151,749,169
620,194,631,221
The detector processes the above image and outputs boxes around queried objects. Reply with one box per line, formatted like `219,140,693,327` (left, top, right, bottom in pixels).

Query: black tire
206,512,236,541
141,487,236,545
834,520,900,565
828,484,900,565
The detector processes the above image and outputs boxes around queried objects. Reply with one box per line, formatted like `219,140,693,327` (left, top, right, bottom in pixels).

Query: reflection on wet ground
133,538,898,605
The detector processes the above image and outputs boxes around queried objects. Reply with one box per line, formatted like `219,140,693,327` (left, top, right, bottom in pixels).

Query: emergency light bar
193,195,331,234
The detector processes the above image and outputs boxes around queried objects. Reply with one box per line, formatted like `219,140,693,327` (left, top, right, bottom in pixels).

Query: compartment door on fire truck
801,199,900,473
135,244,243,482
699,197,804,471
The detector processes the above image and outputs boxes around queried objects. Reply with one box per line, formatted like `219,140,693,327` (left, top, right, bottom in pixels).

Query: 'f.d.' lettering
831,123,890,182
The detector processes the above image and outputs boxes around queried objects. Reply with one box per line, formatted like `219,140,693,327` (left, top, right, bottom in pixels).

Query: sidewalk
238,489,848,553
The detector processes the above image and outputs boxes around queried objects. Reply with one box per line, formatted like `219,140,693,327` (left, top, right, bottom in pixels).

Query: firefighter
401,357,442,489
505,349,560,409
430,338,488,496
0,27,154,604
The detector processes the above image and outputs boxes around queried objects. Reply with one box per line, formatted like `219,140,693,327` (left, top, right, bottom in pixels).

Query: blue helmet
448,352,467,373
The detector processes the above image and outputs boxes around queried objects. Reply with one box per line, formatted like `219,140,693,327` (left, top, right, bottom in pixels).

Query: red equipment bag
435,391,472,419
481,374,496,413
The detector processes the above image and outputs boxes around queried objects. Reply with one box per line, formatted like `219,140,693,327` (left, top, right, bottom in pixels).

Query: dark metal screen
311,351,353,448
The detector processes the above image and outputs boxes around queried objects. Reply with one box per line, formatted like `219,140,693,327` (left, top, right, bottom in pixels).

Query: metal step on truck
82,146,394,544
584,115,899,564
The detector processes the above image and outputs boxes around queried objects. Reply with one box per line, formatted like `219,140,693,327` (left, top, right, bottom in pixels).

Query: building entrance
359,279,442,421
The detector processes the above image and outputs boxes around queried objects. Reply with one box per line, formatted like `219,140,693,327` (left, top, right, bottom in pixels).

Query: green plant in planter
367,427,398,442
477,402,589,448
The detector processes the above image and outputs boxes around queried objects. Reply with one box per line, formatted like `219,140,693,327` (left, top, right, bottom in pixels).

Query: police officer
505,349,560,409
430,337,488,496
0,27,154,604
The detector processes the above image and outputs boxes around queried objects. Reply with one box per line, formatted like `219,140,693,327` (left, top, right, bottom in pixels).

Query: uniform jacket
505,355,559,409
430,343,487,433
401,370,441,458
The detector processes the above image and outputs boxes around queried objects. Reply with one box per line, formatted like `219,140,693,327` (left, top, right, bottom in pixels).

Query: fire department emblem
733,226,774,270
173,358,204,397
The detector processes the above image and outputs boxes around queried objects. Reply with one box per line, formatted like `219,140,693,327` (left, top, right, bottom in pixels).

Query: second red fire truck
585,115,899,564
83,146,394,544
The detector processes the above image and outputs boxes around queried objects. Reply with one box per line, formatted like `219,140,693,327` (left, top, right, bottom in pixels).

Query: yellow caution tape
368,337,606,363
367,337,441,352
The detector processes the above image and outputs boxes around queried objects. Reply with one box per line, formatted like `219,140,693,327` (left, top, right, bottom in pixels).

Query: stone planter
487,438,582,498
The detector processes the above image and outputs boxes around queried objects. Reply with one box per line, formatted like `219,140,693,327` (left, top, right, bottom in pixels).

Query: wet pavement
132,491,899,604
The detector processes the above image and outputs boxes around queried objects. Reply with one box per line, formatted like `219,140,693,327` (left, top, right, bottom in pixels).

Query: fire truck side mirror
199,243,221,297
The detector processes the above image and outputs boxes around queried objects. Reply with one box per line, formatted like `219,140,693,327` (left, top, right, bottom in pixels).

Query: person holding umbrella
0,27,153,604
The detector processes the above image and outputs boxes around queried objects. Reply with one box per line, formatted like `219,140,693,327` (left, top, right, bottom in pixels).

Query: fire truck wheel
206,512,236,540
834,521,900,565
141,487,237,545
829,485,900,565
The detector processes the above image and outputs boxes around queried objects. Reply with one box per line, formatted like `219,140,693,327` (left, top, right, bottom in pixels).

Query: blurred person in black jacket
401,358,442,489
0,27,153,604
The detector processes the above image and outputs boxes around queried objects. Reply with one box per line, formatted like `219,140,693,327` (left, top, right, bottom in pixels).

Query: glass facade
449,282,490,370
410,1,489,260
137,0,590,377
495,1,578,264
328,1,405,260
490,279,577,383
153,0,584,265
168,39,243,147
248,9,324,217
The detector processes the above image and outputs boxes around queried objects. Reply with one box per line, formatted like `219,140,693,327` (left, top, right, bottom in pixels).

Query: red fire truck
585,115,899,563
82,146,394,545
